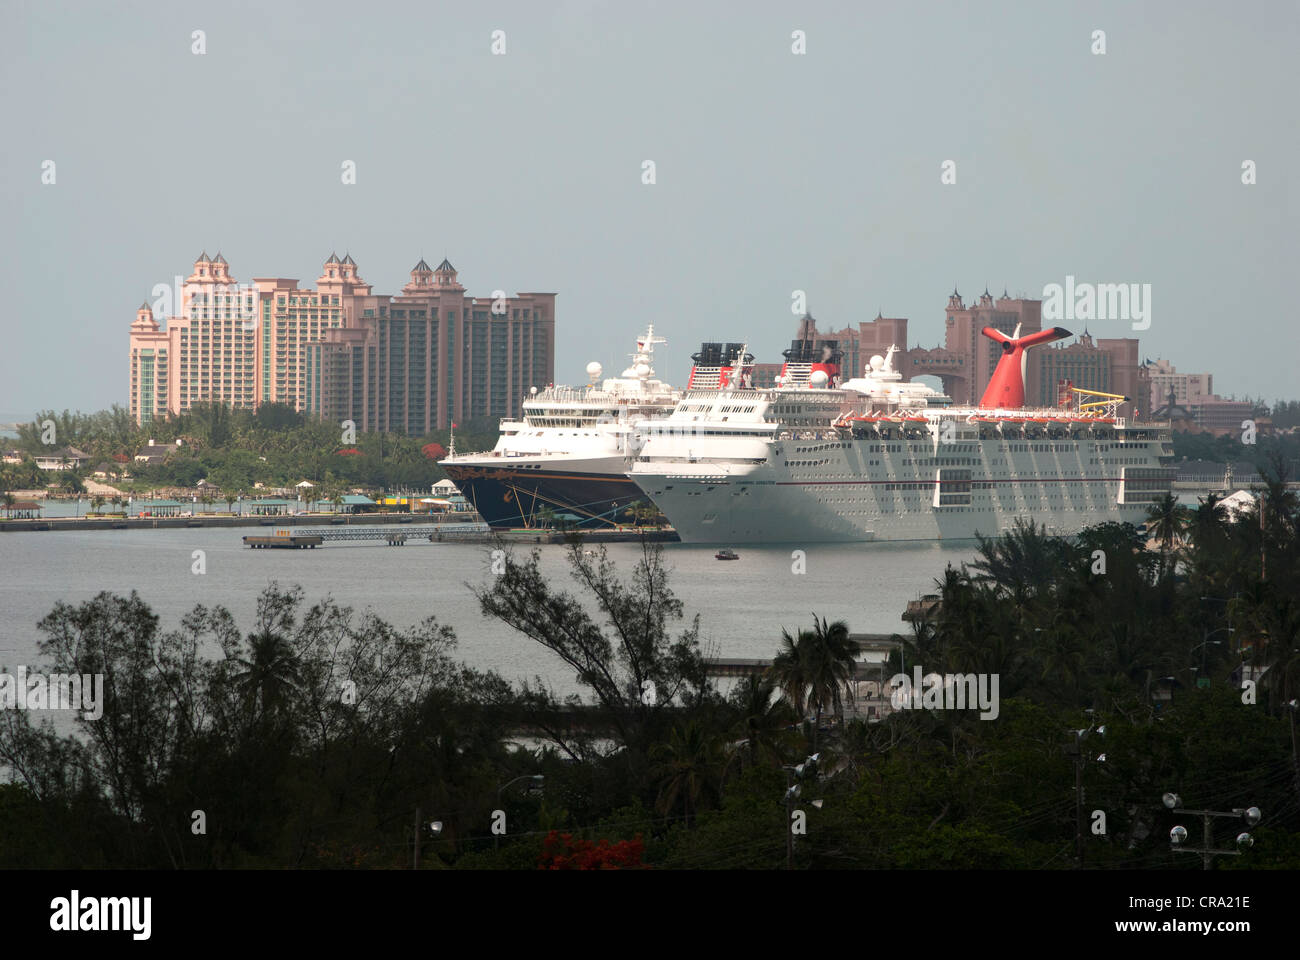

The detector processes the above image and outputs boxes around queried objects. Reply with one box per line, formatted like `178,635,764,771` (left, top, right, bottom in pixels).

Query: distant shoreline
0,512,679,543
0,513,473,533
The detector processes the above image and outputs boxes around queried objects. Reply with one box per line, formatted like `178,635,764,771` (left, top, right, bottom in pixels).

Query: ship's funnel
779,338,842,387
978,325,1071,409
689,341,753,389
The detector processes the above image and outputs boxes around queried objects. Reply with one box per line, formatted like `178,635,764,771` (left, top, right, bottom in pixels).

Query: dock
242,534,324,549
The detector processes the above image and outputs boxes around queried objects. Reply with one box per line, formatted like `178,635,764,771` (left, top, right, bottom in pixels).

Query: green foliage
10,404,501,494
3,479,1299,868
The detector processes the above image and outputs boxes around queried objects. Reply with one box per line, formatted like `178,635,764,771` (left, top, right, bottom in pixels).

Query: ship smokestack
978,325,1071,409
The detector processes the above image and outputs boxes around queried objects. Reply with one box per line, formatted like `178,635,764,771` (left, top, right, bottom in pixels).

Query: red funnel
978,326,1071,409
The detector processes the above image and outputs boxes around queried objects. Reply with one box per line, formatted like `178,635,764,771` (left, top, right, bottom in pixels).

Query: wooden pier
242,533,324,549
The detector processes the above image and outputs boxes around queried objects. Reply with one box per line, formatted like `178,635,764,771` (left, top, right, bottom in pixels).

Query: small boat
715,548,740,561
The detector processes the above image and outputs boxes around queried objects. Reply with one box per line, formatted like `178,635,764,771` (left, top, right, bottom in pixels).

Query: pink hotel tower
128,253,556,431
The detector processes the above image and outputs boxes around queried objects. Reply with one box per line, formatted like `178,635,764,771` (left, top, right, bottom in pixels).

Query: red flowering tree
335,447,361,457
421,442,447,461
538,831,646,870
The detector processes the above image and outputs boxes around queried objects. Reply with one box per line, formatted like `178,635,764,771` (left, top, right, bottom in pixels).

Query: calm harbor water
0,529,981,692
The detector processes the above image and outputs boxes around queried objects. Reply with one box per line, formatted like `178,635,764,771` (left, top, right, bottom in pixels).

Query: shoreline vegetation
1,403,502,507
1,472,1297,869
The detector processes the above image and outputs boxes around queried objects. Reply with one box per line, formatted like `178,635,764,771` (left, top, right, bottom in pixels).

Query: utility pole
785,776,795,871
413,806,421,870
1164,794,1260,869
1075,747,1085,868
1260,495,1266,582
1068,721,1103,868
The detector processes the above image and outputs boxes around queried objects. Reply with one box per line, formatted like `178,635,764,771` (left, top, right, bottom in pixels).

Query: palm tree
1189,492,1227,545
91,494,105,516
970,518,1065,608
224,492,237,514
649,721,719,828
58,470,85,495
1146,493,1187,575
770,616,859,750
729,674,795,770
230,628,302,723
1,491,14,519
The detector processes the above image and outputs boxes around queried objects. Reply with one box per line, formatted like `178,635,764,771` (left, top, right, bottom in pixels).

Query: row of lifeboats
833,411,1118,438
835,413,1116,426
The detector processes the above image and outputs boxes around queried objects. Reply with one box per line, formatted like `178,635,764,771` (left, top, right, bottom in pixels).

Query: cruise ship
439,330,753,529
628,325,1174,543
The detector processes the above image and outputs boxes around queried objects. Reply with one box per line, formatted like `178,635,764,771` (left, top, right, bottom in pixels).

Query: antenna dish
870,355,884,370
586,361,603,380
810,369,829,387
635,362,651,378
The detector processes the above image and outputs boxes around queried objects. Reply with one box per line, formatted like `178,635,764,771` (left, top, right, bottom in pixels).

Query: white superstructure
440,327,685,527
629,337,1175,543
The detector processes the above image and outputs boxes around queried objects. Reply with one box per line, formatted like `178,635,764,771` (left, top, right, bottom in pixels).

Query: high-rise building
129,253,554,432
130,252,261,425
309,259,556,433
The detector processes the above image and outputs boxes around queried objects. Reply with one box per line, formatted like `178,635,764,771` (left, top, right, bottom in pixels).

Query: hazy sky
2,0,1296,418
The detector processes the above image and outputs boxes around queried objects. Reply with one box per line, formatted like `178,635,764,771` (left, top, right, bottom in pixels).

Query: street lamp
1192,625,1234,686
1200,595,1239,655
1069,720,1105,868
495,774,544,849
1163,793,1261,870
782,753,821,870
414,815,443,869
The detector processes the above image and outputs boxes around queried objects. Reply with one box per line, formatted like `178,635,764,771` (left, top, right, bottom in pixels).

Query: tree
1146,493,1188,576
538,831,645,869
650,721,720,827
230,627,302,724
57,471,84,495
727,674,795,771
770,616,859,751
475,540,713,761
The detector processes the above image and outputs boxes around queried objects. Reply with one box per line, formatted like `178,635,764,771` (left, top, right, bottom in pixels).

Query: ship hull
631,432,1168,544
442,460,646,529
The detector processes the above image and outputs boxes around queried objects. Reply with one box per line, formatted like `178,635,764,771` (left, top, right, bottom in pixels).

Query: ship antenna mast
633,323,667,366
733,342,751,385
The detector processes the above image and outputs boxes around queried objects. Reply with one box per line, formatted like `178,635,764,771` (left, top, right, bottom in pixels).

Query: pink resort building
128,252,555,431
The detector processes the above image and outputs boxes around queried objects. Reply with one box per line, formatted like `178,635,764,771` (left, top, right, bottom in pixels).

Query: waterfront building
129,252,381,425
1033,332,1146,413
34,446,90,471
1150,385,1264,437
1144,358,1214,411
309,259,555,432
1191,397,1262,434
130,253,554,433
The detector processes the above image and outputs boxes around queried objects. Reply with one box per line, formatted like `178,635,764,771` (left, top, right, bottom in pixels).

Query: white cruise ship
440,330,751,529
628,326,1174,543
